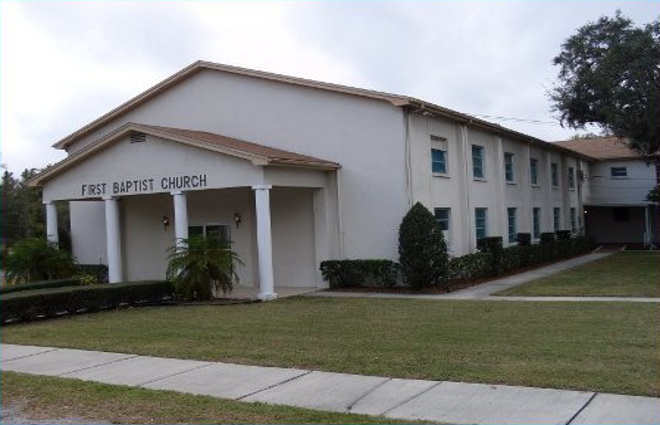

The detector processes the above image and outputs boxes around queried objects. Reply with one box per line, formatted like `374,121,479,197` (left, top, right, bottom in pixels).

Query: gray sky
1,1,657,174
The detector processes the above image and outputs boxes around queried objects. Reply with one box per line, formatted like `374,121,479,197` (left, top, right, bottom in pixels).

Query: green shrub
320,260,398,288
76,264,109,283
167,235,242,301
449,252,492,282
3,238,77,283
0,278,80,295
0,280,173,324
398,203,449,291
555,230,571,241
477,236,504,276
516,233,532,246
540,232,556,244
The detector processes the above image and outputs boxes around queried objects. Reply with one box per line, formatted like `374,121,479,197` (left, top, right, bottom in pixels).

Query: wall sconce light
162,215,170,230
234,212,242,228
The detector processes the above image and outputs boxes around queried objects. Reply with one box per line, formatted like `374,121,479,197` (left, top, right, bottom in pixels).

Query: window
613,207,630,222
507,208,517,243
610,167,628,178
472,145,485,179
532,208,541,239
431,136,448,174
504,153,515,182
570,207,577,232
551,163,559,187
434,208,451,247
553,207,561,231
188,224,231,243
475,208,487,241
568,167,575,189
530,158,539,185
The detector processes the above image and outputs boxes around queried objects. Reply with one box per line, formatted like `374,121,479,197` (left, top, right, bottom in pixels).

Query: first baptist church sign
81,174,208,197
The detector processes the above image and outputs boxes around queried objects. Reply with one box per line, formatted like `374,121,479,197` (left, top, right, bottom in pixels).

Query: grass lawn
1,372,427,424
3,298,659,397
496,252,660,297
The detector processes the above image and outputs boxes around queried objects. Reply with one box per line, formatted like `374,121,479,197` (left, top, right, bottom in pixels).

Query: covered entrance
31,124,341,300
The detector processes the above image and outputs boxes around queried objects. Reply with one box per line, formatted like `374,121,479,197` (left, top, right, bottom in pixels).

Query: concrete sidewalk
309,252,660,303
2,344,659,424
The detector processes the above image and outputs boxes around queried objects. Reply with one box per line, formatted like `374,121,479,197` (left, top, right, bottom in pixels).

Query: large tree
550,11,660,163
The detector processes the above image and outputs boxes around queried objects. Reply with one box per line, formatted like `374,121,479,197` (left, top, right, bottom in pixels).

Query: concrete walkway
308,252,660,303
2,344,659,424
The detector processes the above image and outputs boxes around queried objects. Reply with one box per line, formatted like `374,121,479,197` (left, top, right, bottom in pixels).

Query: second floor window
530,158,539,185
431,148,447,174
472,145,485,179
504,153,514,182
610,167,627,178
551,163,559,187
431,136,448,174
568,167,576,189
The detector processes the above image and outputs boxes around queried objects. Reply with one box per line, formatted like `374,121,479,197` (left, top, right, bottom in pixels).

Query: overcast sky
1,1,657,174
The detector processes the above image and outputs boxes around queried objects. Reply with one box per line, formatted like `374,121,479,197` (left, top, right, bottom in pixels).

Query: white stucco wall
587,160,656,205
70,201,107,265
62,69,408,262
407,114,589,254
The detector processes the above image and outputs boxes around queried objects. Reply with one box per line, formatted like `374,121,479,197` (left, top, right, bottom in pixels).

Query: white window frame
431,136,449,175
507,207,517,243
472,145,485,180
475,208,488,241
551,163,559,188
610,167,628,179
530,158,539,186
504,153,515,183
532,208,541,239
434,208,452,249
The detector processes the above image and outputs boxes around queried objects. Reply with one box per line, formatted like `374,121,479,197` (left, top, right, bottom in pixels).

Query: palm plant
3,237,77,284
166,235,242,301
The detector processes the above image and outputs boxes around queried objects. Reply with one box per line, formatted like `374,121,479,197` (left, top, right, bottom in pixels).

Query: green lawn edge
1,372,433,424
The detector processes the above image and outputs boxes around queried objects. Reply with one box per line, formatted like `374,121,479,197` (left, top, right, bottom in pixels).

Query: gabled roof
51,60,591,160
554,137,640,160
30,123,340,186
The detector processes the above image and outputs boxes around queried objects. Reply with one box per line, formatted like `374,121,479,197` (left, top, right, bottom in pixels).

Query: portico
31,123,340,299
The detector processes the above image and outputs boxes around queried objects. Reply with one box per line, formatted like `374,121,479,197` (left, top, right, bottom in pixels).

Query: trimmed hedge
320,260,398,288
1,280,173,324
0,278,80,295
77,264,109,284
321,235,596,290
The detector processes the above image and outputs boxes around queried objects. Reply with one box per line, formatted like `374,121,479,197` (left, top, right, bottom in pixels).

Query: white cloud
1,1,657,173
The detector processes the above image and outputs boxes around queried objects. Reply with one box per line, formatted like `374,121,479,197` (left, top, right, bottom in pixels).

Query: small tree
166,235,242,301
3,237,77,284
398,202,448,291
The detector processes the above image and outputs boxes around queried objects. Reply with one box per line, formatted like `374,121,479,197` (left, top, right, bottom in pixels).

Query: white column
252,185,277,301
172,191,189,248
44,201,59,245
104,196,123,283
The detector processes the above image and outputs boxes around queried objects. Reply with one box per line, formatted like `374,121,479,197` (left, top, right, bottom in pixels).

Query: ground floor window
553,207,561,232
570,208,577,233
507,207,517,243
189,224,231,242
475,208,487,241
532,208,541,239
434,208,451,247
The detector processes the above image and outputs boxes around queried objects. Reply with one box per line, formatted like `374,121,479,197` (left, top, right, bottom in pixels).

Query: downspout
335,167,344,258
461,119,474,252
404,108,413,207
